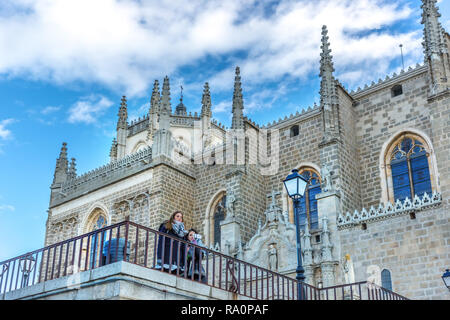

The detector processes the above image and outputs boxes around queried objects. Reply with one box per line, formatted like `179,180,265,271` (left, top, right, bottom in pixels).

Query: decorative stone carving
320,164,333,192
337,191,442,228
268,244,278,271
342,254,355,284
240,190,297,273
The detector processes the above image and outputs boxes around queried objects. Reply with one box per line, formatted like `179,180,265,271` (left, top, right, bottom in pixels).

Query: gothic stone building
45,1,450,300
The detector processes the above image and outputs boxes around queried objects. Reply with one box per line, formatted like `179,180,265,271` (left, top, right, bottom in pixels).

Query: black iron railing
0,221,408,300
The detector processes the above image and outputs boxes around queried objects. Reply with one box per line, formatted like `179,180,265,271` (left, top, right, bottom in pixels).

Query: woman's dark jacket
155,222,186,271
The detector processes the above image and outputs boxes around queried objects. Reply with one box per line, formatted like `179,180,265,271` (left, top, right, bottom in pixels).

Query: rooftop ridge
350,63,426,97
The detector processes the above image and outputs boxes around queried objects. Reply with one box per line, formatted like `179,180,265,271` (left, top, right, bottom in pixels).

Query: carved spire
201,82,212,118
52,142,69,185
320,25,337,107
149,80,160,115
148,80,160,140
421,0,447,58
160,76,172,115
320,25,339,139
421,0,450,94
68,158,77,180
117,96,128,130
231,66,244,130
109,138,118,161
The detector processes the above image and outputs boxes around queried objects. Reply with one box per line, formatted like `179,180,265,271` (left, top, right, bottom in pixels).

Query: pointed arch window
85,209,108,269
381,269,392,291
213,195,226,247
387,135,432,202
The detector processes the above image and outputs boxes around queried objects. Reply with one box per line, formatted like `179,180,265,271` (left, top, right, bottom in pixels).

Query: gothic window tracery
385,133,433,202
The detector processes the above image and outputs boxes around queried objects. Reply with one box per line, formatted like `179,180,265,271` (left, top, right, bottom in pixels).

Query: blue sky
0,0,449,261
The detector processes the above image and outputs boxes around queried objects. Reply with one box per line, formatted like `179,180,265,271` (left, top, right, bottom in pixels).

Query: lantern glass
283,169,308,199
442,269,450,289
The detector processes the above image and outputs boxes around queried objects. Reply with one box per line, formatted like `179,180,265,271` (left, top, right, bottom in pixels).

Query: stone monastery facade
45,1,449,299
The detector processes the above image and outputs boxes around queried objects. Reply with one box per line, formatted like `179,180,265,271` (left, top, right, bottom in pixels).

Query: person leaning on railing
155,211,188,274
185,229,207,283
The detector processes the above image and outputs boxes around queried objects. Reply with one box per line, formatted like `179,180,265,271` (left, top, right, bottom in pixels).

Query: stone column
321,262,335,288
302,223,314,285
316,190,341,261
220,217,241,256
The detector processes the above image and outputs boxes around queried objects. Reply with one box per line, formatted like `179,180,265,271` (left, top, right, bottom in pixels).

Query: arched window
213,195,226,247
286,167,321,230
381,269,392,291
387,134,432,202
84,208,108,269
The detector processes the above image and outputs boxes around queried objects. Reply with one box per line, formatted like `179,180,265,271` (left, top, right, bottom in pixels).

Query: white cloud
0,0,424,97
0,119,15,140
41,106,60,115
0,204,15,212
68,95,114,124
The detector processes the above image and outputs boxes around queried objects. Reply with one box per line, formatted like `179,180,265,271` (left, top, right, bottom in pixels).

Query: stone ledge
2,261,239,300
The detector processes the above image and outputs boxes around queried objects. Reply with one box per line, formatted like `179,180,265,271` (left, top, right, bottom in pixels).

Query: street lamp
442,269,450,290
283,169,308,300
19,255,36,288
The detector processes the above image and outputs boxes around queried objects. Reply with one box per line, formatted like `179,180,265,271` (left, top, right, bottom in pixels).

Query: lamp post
19,255,36,288
442,269,450,291
283,169,308,300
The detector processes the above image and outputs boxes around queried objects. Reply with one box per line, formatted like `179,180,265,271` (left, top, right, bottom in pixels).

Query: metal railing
0,221,407,300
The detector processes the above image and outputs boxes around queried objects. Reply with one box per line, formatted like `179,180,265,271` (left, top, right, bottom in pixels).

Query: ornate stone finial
68,157,77,180
117,96,128,130
109,138,118,160
421,0,449,94
421,0,447,58
150,80,160,114
267,189,281,209
320,25,335,77
52,142,69,185
160,76,172,115
231,66,244,130
319,25,338,140
201,82,212,118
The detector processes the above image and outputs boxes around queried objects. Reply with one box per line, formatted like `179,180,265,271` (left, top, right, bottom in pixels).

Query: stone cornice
350,65,427,100
337,192,442,229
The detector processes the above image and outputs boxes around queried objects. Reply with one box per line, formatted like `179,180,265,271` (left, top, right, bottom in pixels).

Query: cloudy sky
0,0,449,261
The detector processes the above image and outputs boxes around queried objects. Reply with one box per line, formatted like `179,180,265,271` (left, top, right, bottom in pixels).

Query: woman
155,211,188,274
185,228,207,283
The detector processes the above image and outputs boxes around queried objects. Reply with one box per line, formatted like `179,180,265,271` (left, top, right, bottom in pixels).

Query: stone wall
353,70,431,208
265,113,323,221
338,206,450,300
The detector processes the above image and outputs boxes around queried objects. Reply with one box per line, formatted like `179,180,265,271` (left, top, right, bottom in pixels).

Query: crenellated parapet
350,63,427,99
262,103,321,129
50,146,153,208
337,192,442,229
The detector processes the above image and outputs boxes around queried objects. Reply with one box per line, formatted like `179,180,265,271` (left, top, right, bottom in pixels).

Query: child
185,229,207,283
